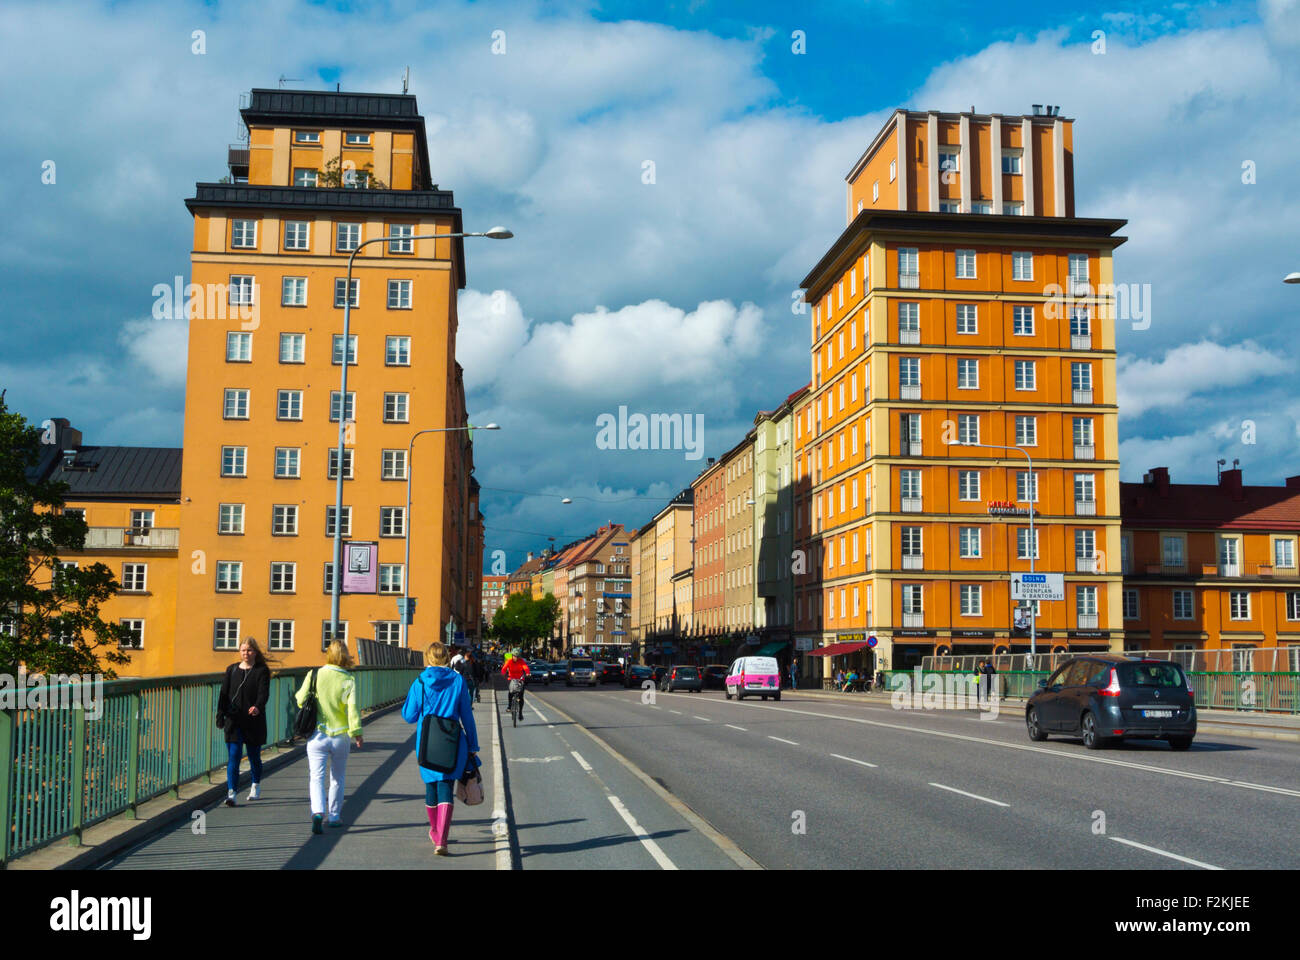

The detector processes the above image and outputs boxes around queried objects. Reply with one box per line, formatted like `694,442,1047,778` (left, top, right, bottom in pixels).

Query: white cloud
1117,339,1290,420
118,315,189,387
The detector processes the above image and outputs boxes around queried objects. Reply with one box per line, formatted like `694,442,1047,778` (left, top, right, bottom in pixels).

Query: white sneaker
225,790,236,807
247,783,260,801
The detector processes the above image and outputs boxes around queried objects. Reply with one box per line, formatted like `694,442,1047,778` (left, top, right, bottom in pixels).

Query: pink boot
433,802,454,853
425,806,438,845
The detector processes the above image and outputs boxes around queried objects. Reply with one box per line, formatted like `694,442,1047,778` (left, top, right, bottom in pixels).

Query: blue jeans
425,781,455,806
227,732,263,791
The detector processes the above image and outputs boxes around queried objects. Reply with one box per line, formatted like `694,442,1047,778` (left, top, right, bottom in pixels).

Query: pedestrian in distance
296,640,364,835
982,659,998,704
452,647,475,702
789,658,799,691
216,637,271,807
401,641,481,856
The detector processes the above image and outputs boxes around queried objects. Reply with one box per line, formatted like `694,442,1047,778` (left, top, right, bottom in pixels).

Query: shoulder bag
293,669,319,739
457,755,484,805
417,679,462,774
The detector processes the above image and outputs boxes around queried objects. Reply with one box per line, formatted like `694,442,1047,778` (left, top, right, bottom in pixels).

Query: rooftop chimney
1219,468,1244,501
1144,466,1170,497
526,552,533,562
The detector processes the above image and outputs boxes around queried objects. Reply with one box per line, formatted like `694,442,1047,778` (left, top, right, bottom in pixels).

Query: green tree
319,157,389,190
488,591,560,655
0,395,131,677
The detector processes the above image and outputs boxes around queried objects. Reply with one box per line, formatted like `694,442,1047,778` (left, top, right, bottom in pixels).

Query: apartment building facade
480,574,509,630
644,490,693,656
723,436,756,641
754,396,799,644
691,457,726,642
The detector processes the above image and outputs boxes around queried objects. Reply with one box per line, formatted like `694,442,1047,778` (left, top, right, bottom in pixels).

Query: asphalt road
525,682,1300,870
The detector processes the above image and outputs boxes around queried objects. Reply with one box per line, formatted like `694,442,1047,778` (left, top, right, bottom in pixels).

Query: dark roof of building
1121,468,1300,531
54,446,183,501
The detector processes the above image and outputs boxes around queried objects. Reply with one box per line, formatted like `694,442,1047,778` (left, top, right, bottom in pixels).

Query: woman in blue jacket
401,641,480,855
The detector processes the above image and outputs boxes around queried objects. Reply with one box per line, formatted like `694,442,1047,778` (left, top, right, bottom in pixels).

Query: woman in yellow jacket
296,640,363,834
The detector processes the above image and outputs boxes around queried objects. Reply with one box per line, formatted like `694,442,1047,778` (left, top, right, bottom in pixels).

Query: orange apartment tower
796,108,1126,672
173,88,481,672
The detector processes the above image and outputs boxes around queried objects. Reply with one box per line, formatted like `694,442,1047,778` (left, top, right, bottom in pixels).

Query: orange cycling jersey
502,659,531,681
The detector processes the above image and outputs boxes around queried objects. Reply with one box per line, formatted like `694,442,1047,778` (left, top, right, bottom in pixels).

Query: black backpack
293,669,319,739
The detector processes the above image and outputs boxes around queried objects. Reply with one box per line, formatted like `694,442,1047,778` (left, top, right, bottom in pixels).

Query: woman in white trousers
296,641,363,834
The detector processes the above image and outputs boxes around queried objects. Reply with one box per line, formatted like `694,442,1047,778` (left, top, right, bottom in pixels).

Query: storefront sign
986,500,1034,517
1068,630,1111,639
342,541,378,593
896,629,935,637
838,633,866,642
795,637,815,651
953,630,993,638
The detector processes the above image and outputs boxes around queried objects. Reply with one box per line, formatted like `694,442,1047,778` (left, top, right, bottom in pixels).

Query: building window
959,584,982,616
283,220,311,251
939,201,961,214
345,132,372,146
325,506,352,538
958,470,981,501
388,224,414,254
872,180,879,202
381,449,407,479
956,304,977,335
1017,527,1039,560
333,278,360,308
267,620,294,651
375,622,401,644
329,391,356,422
1015,415,1037,446
901,584,923,616
121,563,147,592
277,390,303,421
383,393,410,423
1274,539,1296,569
216,561,242,592
280,332,305,363
1014,360,1036,391
1173,589,1194,621
954,249,976,279
118,619,144,649
1012,305,1034,336
1123,589,1139,620
336,222,362,252
1003,201,1024,216
899,302,920,342
294,130,321,144
1073,417,1094,449
1075,473,1096,510
380,507,406,537
331,334,358,365
1076,585,1098,617
386,336,411,365
889,159,896,182
272,504,298,536
1286,591,1300,621
218,503,244,535
231,219,257,249
1012,251,1033,281
1016,471,1038,503
957,414,979,445
379,564,404,594
1068,253,1090,286
1070,308,1091,341
226,332,252,362
274,447,300,479
1002,152,1022,175
327,449,354,480
221,446,247,477
278,276,307,307
938,147,959,173
223,388,250,419
970,202,992,215
270,562,296,593
959,527,981,559
898,248,919,288
1229,591,1250,621
214,619,240,650
387,279,412,309
1071,362,1093,392
293,167,319,187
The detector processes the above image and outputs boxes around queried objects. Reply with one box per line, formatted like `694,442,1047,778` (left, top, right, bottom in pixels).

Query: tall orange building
173,88,481,672
797,108,1125,672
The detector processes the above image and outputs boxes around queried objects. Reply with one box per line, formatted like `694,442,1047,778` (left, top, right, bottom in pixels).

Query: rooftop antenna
1233,458,1240,470
278,75,303,89
1217,458,1226,482
402,66,410,94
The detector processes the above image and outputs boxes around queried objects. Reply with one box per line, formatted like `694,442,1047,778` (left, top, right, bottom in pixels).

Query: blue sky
2,0,1299,569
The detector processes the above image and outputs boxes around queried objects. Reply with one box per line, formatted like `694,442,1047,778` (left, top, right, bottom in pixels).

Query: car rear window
1117,662,1184,688
677,667,698,677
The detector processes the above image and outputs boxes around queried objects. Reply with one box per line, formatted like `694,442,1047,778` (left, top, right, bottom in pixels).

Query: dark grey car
1026,655,1196,750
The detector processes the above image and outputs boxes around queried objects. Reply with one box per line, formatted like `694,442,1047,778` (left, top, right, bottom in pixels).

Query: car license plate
1142,710,1173,718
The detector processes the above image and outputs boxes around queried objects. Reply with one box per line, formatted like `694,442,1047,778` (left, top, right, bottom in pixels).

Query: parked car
548,661,569,683
1026,655,1196,750
566,658,598,686
624,664,655,688
701,665,729,690
725,656,781,701
599,662,625,684
660,665,702,693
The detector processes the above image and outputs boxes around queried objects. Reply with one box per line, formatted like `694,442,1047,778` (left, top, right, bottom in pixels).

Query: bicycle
507,679,525,727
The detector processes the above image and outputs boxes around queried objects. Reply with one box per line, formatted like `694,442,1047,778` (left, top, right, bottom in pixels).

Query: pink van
724,656,781,701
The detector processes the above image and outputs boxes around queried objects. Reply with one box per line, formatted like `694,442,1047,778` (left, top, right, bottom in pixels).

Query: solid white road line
1109,836,1223,870
489,685,513,870
830,753,878,768
928,782,1010,807
608,795,678,870
571,750,593,772
693,716,711,722
668,710,682,715
725,724,748,731
527,701,550,724
768,736,799,746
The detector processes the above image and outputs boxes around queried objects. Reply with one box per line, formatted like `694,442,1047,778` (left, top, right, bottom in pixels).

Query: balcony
1144,562,1188,577
1077,614,1098,629
1070,334,1091,350
902,441,922,456
1074,443,1095,460
901,497,923,513
900,273,920,290
1199,562,1299,580
902,612,924,627
82,527,180,550
899,329,921,345
1075,555,1098,573
1075,499,1096,516
900,384,921,401
902,554,924,570
1072,388,1093,404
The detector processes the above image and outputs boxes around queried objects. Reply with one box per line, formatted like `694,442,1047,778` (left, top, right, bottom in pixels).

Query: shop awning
754,641,789,656
807,641,868,658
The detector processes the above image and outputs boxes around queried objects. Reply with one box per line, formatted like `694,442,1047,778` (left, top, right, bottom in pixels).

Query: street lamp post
329,227,511,650
956,441,1038,661
399,424,500,649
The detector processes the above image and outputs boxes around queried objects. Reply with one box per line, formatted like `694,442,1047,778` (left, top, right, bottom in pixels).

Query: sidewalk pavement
791,687,1300,741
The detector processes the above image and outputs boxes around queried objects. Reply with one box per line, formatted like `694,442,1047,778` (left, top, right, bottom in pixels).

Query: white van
725,656,781,701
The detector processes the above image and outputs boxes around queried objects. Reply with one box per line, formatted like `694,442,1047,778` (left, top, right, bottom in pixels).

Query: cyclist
502,651,531,719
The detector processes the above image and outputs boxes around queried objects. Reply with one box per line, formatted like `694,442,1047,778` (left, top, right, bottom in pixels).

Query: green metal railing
0,666,421,867
880,670,1300,713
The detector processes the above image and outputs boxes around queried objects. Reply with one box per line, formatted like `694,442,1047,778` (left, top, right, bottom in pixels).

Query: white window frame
226,332,252,362
279,332,305,363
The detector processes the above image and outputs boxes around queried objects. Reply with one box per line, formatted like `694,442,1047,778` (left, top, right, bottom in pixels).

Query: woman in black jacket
217,637,271,806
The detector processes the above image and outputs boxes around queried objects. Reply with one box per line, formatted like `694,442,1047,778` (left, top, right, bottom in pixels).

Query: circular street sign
867,635,878,648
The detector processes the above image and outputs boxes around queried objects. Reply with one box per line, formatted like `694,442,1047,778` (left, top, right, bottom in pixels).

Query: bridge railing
0,665,421,866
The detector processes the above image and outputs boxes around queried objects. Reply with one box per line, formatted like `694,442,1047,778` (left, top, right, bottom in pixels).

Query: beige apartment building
724,435,756,639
